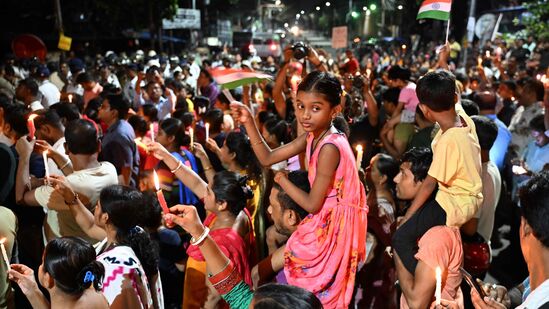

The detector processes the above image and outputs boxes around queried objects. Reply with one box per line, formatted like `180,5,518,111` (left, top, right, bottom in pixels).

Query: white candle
355,145,363,169
435,266,442,305
68,94,73,103
0,238,9,267
149,124,155,143
189,127,194,149
205,123,210,141
43,150,50,184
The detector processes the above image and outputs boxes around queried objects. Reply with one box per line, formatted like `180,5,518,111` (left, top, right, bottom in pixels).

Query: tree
522,0,549,40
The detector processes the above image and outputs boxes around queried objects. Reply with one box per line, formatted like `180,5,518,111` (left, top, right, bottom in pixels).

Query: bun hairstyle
212,171,254,216
264,118,290,145
225,131,262,181
297,71,342,107
43,237,104,295
99,185,159,280
159,117,190,148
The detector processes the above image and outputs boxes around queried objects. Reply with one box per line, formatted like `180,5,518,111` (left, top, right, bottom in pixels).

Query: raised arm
49,175,107,240
230,102,307,166
276,142,339,213
272,61,290,119
148,142,208,199
362,75,379,127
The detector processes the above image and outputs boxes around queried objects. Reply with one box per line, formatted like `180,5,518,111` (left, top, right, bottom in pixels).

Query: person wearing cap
35,65,60,108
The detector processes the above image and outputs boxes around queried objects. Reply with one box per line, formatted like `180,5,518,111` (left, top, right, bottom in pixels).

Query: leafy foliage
521,0,549,39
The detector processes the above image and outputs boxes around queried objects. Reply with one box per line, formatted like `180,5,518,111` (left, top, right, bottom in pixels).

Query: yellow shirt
429,104,483,227
450,41,461,59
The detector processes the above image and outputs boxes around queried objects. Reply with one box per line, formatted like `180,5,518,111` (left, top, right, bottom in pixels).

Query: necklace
310,126,332,156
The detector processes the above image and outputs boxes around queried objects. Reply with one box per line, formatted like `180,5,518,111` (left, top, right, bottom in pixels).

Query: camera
352,75,364,89
292,42,309,60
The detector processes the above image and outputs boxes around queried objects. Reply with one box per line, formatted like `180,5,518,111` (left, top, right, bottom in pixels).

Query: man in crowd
15,78,43,111
98,93,139,187
36,65,60,108
392,147,464,308
15,119,118,242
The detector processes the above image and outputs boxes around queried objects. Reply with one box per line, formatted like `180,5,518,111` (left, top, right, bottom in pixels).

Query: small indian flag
210,68,272,90
417,0,452,21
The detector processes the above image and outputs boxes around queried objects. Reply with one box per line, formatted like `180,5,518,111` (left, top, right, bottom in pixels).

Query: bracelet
190,227,210,246
170,161,183,173
203,166,213,172
252,139,264,147
60,160,71,170
64,192,79,205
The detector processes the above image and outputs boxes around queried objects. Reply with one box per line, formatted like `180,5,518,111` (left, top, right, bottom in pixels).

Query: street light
296,13,300,19
316,6,320,11
397,5,403,10
284,22,289,27
325,1,331,7
275,0,281,5
369,4,377,11
300,10,305,14
363,6,367,11
290,25,300,36
351,11,359,18
366,10,371,16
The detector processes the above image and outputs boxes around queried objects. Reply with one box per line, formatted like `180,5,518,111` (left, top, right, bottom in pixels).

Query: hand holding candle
189,127,194,150
435,266,442,306
355,145,363,170
0,238,10,267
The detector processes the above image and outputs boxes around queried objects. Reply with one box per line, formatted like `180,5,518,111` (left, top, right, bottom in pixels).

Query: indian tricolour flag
210,68,272,90
417,0,452,21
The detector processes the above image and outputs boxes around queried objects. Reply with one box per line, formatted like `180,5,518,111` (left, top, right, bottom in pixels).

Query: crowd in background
0,32,548,309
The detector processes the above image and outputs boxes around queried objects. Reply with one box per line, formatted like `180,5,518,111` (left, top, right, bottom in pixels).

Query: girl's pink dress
284,132,369,308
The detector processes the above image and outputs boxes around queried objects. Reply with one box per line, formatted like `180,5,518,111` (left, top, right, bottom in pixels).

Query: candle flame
356,144,363,152
153,170,160,191
436,266,441,276
28,114,38,121
0,237,5,244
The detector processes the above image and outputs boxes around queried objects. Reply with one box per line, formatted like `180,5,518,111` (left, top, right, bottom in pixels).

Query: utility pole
462,0,477,68
53,0,64,33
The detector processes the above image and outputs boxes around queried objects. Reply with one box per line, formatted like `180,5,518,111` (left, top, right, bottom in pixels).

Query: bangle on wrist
203,166,213,172
60,160,71,170
170,161,183,173
190,227,210,246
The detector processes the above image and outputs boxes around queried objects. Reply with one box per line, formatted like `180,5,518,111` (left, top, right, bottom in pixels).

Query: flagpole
445,17,450,43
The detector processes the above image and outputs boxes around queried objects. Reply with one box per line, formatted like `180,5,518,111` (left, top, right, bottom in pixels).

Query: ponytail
119,226,159,280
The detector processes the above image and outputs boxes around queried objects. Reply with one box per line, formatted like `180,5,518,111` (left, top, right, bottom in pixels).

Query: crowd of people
0,32,548,309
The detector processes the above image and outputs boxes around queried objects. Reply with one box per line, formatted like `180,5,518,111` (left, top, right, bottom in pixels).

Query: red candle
27,114,38,139
153,170,170,214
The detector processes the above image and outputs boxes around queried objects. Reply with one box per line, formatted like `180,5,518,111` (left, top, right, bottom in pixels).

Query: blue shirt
135,94,173,120
523,140,549,173
486,114,512,170
100,120,139,187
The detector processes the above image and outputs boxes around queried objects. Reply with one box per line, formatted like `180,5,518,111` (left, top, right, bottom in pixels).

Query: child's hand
274,171,288,184
230,102,253,124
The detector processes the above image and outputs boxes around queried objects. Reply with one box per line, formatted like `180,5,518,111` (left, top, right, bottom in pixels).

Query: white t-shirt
39,80,61,108
475,161,501,242
34,161,118,242
517,279,549,309
48,137,68,176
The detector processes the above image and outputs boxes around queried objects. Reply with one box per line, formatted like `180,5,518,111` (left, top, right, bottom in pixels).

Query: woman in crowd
164,205,323,309
8,237,108,309
50,181,163,309
355,153,400,308
156,117,200,206
261,118,291,171
148,142,255,308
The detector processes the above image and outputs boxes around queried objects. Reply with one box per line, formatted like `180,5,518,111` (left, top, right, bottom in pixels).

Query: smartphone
460,267,487,298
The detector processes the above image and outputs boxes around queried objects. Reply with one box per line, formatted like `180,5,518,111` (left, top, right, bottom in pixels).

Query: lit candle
355,144,363,169
435,266,442,306
27,114,38,139
205,122,210,141
485,50,490,58
43,150,50,184
189,127,194,150
149,124,155,142
477,56,482,67
536,74,542,80
0,238,9,267
153,170,170,214
366,68,372,78
68,94,73,103
496,47,503,56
